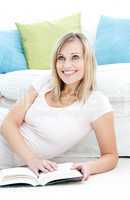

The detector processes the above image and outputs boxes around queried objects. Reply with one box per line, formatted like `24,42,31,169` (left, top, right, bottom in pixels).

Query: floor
0,158,130,200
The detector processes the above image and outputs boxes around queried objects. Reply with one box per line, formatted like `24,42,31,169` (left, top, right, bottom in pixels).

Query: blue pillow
0,30,28,73
95,15,130,65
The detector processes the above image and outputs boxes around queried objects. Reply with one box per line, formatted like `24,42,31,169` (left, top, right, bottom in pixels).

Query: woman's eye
72,55,80,60
57,56,65,61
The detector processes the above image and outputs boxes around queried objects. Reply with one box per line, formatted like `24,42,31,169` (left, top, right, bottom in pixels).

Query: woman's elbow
111,153,119,169
1,117,18,134
1,118,11,133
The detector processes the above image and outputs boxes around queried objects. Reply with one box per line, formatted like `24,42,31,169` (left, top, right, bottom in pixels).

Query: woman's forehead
59,39,83,55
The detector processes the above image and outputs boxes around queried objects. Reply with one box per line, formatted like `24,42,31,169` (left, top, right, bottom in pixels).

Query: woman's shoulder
87,89,111,107
86,90,113,122
89,90,109,101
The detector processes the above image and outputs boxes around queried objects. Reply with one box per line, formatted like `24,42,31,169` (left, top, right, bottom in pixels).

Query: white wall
81,0,130,15
0,0,130,29
0,0,81,29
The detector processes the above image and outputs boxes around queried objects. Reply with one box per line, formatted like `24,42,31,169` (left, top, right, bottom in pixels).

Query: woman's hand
26,156,58,176
71,162,90,181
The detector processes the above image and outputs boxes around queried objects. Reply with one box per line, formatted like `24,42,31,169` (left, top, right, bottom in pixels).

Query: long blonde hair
50,32,96,104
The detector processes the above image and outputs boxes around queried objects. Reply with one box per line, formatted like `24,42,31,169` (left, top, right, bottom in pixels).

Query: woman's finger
81,167,90,181
39,165,49,173
48,162,58,170
82,171,89,181
82,174,89,181
71,163,82,170
32,168,40,177
44,163,55,172
45,160,57,170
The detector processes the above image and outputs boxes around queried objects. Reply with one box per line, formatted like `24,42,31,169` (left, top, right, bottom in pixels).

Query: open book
0,162,83,186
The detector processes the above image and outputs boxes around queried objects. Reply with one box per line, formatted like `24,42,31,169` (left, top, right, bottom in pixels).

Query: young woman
0,32,118,181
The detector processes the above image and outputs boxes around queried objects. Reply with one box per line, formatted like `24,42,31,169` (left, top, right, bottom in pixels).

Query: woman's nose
63,59,73,68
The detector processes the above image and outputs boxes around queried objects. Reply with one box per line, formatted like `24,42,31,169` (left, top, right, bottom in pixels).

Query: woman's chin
62,79,79,85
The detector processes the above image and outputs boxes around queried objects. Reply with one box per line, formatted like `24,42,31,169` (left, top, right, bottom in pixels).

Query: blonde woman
0,32,118,181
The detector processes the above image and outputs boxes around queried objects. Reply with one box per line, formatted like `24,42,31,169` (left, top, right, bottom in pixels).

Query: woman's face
56,38,84,85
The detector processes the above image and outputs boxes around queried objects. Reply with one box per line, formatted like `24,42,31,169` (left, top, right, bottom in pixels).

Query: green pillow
16,13,81,69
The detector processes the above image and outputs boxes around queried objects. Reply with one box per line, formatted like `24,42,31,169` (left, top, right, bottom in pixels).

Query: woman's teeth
62,70,77,75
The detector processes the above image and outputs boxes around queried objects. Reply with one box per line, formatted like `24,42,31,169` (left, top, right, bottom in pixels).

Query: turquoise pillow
95,16,130,65
0,30,28,73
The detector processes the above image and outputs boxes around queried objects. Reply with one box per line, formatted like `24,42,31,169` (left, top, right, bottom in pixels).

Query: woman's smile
62,70,78,75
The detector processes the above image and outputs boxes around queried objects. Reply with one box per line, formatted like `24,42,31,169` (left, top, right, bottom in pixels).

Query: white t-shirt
20,76,113,159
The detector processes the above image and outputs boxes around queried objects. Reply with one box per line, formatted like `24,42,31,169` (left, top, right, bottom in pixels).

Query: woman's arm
1,86,38,163
86,111,118,173
1,86,57,175
71,112,118,180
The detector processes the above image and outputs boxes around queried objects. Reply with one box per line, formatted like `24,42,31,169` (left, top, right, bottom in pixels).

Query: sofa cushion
95,15,130,65
0,30,27,73
16,13,81,70
96,63,130,102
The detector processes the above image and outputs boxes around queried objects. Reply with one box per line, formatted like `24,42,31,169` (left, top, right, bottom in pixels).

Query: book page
0,167,37,178
0,167,38,186
39,162,83,185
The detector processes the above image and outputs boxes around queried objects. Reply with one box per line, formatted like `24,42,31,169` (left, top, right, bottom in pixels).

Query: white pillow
96,63,130,102
81,10,100,46
0,70,51,101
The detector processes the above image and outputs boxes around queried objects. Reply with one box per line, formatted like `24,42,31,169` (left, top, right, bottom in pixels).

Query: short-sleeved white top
20,76,113,159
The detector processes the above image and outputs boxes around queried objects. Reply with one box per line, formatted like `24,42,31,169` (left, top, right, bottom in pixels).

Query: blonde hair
50,32,96,104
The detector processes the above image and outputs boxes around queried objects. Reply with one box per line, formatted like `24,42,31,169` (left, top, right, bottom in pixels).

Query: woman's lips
62,70,78,75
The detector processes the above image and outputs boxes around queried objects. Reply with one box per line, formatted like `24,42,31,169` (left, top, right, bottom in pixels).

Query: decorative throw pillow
16,13,80,70
95,15,130,65
0,30,27,73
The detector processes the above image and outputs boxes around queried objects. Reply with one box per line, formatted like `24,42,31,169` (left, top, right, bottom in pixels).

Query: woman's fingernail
54,166,57,170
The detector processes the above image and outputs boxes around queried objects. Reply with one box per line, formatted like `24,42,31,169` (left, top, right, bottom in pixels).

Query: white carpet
0,158,130,200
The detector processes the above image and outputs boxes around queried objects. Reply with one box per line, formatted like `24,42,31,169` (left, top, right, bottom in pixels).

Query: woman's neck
62,82,80,95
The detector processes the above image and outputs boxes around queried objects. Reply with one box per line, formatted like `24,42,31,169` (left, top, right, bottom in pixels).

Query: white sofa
0,7,130,195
